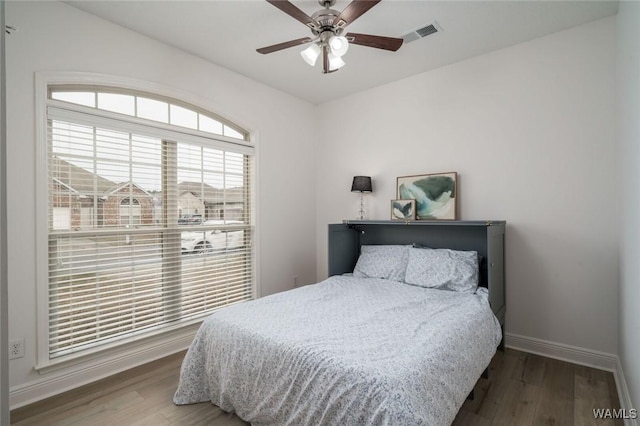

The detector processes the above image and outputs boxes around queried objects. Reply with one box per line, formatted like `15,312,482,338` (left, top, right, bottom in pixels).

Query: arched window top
120,198,140,206
49,85,247,141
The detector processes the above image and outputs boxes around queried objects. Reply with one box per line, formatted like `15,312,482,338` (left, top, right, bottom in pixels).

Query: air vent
402,22,441,44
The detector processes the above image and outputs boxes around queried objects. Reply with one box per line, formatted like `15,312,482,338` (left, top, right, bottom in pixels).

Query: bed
174,220,506,425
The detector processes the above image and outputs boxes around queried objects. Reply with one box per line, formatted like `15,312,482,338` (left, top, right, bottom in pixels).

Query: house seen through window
43,84,254,361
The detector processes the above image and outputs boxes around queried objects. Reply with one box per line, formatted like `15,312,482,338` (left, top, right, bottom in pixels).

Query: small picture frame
391,199,416,220
396,172,457,220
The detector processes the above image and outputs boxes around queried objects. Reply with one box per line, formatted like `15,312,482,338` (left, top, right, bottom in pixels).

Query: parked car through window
181,220,244,255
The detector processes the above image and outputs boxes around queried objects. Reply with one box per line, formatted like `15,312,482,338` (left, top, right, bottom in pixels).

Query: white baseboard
615,357,639,426
9,331,195,410
506,333,638,426
506,332,618,371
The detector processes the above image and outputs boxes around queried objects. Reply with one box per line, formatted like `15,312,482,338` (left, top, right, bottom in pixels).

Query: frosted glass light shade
329,36,349,57
328,53,345,71
301,43,322,66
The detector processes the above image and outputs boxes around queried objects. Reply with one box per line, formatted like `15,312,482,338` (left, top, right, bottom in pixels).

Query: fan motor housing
311,9,342,35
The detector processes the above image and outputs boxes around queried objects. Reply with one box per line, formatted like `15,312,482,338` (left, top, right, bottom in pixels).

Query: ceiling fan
257,0,403,74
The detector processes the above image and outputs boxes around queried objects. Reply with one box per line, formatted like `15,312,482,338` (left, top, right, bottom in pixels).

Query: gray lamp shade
351,176,372,193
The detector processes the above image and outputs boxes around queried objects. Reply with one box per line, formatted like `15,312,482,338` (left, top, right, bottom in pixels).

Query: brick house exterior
51,157,154,230
178,181,245,221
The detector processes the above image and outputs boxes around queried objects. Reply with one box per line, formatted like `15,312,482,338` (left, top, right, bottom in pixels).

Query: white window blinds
46,93,254,359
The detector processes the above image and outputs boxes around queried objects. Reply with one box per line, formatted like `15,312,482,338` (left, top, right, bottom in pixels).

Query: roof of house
178,181,245,204
51,156,116,195
106,181,153,198
178,181,220,202
51,158,243,203
51,157,154,199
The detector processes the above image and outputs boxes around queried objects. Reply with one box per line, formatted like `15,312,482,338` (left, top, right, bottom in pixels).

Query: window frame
35,72,257,370
48,84,249,141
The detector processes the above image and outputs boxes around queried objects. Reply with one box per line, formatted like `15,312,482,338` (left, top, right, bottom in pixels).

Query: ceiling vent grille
402,22,440,44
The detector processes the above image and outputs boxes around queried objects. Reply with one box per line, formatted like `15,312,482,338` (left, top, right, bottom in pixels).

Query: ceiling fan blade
334,0,381,28
345,32,403,51
257,37,314,54
266,0,317,29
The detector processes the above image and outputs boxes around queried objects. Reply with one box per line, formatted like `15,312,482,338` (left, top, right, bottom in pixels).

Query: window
43,84,254,361
50,87,247,140
119,198,141,225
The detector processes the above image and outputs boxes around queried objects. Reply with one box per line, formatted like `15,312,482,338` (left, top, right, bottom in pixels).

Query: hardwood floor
11,348,622,425
453,349,622,426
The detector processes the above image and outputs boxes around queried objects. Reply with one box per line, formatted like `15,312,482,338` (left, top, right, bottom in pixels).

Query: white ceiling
65,0,618,105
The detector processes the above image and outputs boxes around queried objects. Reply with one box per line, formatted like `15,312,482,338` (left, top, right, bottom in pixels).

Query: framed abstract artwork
391,199,416,220
396,172,457,220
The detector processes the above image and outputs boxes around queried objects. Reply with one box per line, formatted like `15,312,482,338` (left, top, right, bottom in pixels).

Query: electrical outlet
9,339,24,360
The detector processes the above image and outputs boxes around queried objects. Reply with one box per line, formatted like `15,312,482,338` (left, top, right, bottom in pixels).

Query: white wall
6,1,317,407
617,1,640,412
316,17,619,356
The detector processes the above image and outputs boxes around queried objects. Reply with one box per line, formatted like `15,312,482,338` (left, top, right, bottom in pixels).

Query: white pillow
404,247,479,293
352,245,410,282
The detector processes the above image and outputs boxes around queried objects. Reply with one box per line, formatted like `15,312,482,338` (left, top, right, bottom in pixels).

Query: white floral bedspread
173,275,502,426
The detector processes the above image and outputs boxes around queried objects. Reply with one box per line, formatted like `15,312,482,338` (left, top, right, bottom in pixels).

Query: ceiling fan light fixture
258,0,404,74
328,52,345,71
328,35,349,57
301,43,322,66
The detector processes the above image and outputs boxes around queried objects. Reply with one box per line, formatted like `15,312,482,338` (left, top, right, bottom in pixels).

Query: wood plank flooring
11,348,622,425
